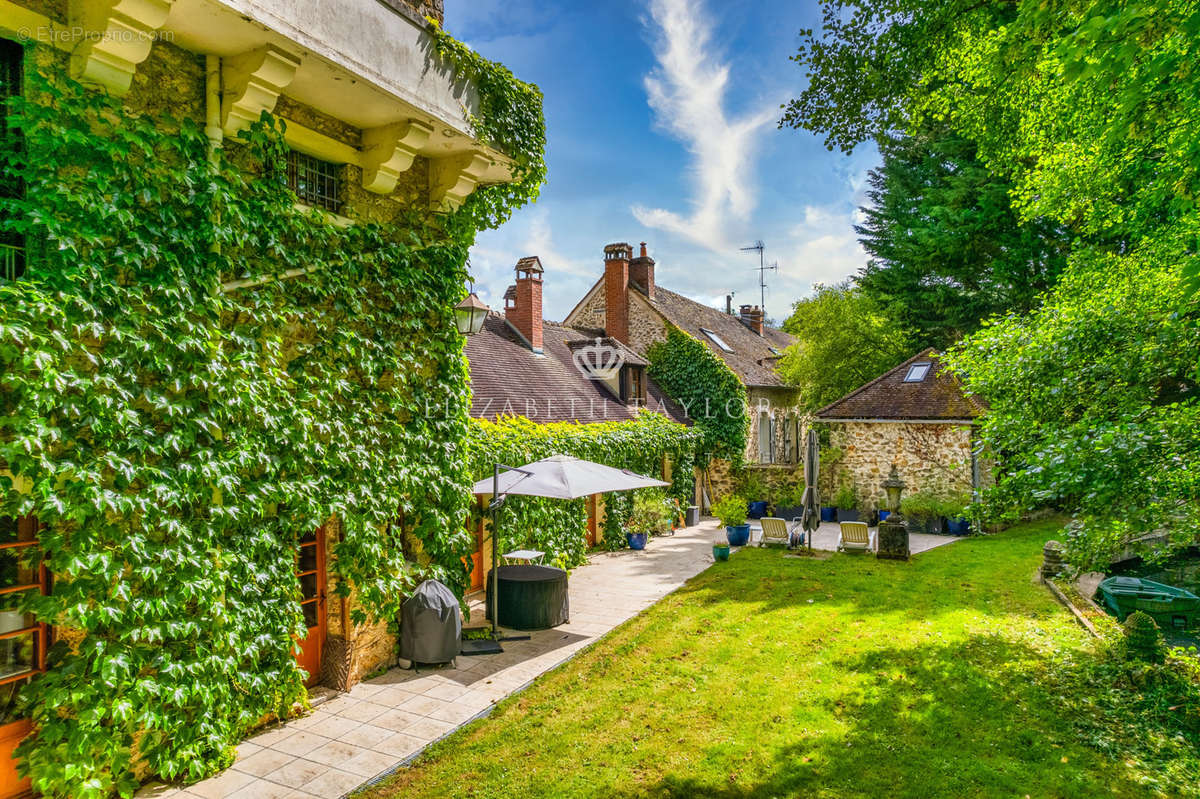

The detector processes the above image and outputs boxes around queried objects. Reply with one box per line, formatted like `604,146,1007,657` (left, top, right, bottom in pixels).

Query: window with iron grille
286,150,343,213
1,38,24,282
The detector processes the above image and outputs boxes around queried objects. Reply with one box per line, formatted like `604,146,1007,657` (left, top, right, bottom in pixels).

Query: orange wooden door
294,526,326,687
467,500,485,592
0,513,45,799
585,496,598,548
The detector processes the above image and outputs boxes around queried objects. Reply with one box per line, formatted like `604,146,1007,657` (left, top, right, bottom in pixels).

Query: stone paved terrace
139,518,956,799
139,521,719,799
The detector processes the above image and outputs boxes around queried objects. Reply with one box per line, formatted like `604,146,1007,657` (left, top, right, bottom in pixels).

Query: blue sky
445,0,879,325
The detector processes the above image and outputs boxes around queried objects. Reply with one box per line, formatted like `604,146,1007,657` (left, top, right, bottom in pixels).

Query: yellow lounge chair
759,517,799,547
837,521,874,553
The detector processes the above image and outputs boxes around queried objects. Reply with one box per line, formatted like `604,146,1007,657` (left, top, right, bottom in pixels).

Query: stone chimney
505,255,543,352
603,242,632,344
629,241,655,301
739,304,764,336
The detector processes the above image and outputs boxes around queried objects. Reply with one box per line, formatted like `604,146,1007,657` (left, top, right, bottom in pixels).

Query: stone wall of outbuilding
825,421,981,511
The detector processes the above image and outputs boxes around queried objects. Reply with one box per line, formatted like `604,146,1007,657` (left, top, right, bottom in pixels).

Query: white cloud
632,0,777,252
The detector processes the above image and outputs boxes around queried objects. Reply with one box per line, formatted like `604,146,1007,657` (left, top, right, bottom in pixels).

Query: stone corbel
430,151,492,212
221,45,302,138
360,120,433,195
68,0,174,96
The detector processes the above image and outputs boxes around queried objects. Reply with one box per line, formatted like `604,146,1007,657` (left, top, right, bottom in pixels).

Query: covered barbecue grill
399,579,461,666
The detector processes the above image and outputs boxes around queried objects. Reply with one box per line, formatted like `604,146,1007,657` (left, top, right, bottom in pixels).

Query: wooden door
467,500,485,593
295,525,326,688
585,496,598,548
0,514,45,799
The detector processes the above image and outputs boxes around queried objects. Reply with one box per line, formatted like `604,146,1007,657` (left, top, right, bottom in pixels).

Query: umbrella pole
491,462,500,640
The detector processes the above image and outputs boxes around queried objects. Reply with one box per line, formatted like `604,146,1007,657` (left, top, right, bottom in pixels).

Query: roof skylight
699,327,733,353
904,362,932,382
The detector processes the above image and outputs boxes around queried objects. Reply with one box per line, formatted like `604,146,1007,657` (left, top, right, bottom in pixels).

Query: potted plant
833,480,859,523
900,491,942,534
942,494,972,535
712,494,751,546
738,471,770,519
772,483,806,522
627,493,669,549
712,538,731,561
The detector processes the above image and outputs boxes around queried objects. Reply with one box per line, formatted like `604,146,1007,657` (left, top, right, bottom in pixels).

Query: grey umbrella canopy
471,455,669,499
800,429,820,549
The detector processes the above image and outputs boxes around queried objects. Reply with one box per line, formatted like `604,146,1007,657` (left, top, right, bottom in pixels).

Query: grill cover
399,579,461,665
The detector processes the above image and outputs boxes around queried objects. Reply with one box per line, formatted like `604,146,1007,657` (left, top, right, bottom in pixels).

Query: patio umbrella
800,429,820,551
467,456,669,651
471,455,669,499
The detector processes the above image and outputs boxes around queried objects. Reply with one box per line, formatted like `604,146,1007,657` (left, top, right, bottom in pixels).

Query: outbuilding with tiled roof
814,349,990,517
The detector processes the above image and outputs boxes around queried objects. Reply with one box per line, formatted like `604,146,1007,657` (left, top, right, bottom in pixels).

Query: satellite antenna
740,241,777,312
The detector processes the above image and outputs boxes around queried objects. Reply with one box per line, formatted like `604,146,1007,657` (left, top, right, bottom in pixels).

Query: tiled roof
815,348,986,421
642,286,794,387
464,313,689,425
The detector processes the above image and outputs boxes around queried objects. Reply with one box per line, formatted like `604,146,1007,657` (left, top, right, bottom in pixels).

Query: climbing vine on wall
428,19,547,235
647,326,749,466
0,41,544,797
467,414,698,562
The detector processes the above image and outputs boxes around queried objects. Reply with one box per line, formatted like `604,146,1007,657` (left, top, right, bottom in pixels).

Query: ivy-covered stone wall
0,23,545,796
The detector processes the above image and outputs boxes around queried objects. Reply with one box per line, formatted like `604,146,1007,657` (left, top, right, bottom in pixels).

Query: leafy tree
855,129,1068,349
778,282,914,411
783,0,1200,566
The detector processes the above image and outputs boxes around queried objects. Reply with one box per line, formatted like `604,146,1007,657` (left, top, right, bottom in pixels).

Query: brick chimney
603,242,632,344
629,241,655,300
505,255,543,352
739,304,764,336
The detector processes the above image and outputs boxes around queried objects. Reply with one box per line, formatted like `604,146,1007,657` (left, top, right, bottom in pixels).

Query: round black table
486,564,569,630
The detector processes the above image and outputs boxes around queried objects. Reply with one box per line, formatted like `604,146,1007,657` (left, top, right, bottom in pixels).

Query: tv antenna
740,240,776,312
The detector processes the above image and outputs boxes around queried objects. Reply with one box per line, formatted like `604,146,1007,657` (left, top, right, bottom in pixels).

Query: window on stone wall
286,150,343,213
757,413,775,464
1,38,24,283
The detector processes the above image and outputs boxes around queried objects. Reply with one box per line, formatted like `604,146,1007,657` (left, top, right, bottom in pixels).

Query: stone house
563,242,804,501
814,348,988,511
462,257,690,590
0,0,527,790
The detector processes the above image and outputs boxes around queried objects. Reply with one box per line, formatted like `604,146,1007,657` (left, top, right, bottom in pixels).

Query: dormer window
700,327,733,353
620,364,646,405
904,362,932,382
287,150,343,213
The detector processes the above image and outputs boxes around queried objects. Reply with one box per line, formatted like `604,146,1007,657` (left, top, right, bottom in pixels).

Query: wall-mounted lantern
454,291,489,336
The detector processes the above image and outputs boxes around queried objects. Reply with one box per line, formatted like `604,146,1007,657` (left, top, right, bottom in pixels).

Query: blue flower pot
878,510,891,522
626,532,647,550
747,501,768,519
820,507,836,523
726,524,751,547
946,517,970,536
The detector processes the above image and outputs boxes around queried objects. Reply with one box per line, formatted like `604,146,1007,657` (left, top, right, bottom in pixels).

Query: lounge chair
759,517,800,547
837,521,874,553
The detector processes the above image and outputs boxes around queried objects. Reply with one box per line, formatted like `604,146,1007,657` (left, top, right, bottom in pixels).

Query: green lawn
363,520,1198,798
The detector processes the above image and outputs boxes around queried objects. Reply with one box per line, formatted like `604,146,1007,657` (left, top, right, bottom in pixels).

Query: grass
360,520,1199,798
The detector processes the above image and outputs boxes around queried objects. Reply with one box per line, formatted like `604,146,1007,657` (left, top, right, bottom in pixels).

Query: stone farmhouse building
563,242,804,498
462,257,690,590
815,349,988,511
0,0,527,791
